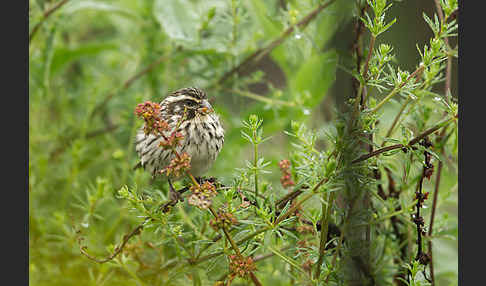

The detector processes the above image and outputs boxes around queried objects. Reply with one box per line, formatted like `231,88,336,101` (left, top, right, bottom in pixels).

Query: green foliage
29,0,458,285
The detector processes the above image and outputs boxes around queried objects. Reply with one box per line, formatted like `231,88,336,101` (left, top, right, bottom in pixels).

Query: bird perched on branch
134,87,224,181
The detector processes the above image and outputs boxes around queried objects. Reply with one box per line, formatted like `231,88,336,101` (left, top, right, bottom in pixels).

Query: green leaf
246,0,281,38
290,50,338,107
50,43,117,76
63,1,139,18
153,0,200,42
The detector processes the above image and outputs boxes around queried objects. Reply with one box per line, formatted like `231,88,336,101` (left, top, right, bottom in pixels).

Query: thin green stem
371,65,425,113
253,132,259,206
381,97,412,146
314,191,335,279
269,246,309,276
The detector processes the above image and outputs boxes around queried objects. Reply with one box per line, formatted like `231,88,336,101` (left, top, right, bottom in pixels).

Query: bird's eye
182,99,198,107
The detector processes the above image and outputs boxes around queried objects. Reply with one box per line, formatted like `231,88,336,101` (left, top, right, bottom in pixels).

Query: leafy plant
29,0,458,285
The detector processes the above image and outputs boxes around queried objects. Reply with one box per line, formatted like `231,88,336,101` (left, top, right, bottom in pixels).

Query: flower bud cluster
210,210,238,231
278,159,295,188
160,152,191,177
134,101,169,136
228,255,256,278
159,131,184,149
187,181,218,209
296,224,314,235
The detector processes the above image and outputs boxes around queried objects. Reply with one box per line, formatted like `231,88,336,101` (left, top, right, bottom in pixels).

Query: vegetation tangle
29,0,458,285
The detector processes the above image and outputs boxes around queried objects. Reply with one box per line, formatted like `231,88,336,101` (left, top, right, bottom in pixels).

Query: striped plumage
135,87,224,178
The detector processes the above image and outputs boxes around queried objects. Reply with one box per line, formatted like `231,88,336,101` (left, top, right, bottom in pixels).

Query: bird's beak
197,100,214,115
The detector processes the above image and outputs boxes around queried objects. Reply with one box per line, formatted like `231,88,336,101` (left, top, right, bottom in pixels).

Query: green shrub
29,0,458,285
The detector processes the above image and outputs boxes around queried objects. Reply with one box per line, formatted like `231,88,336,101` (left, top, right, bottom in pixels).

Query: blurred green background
29,0,457,285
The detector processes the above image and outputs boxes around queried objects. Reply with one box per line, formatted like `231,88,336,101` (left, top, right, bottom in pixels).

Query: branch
30,0,70,43
79,222,145,264
361,36,376,83
216,0,337,86
352,116,455,163
275,185,309,210
427,159,442,285
274,177,328,225
412,146,433,270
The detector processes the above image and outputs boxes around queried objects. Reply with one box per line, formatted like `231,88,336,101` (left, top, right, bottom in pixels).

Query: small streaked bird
134,87,224,180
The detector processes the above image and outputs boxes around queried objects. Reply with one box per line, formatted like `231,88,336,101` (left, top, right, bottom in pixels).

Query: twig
412,143,433,267
275,185,309,210
249,273,263,286
352,143,403,164
79,221,145,263
79,186,189,263
352,116,455,163
427,160,442,285
29,0,70,43
433,0,445,24
215,0,337,86
323,195,363,283
381,63,425,146
274,177,328,225
362,36,376,84
435,0,452,104
209,207,241,255
425,123,450,285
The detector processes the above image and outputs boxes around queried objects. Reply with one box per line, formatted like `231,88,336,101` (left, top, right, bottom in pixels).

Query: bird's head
166,87,214,119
